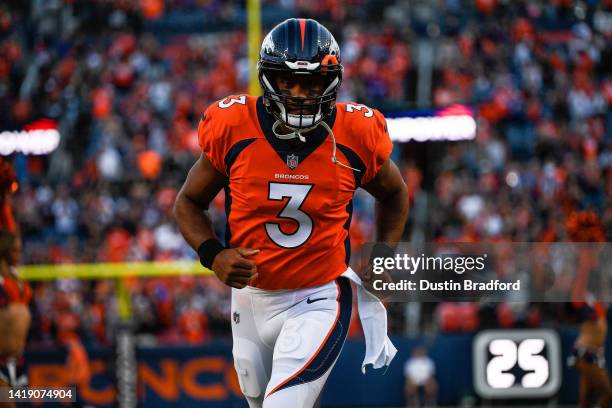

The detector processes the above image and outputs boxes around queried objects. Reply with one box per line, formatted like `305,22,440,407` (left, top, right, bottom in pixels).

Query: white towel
342,268,398,373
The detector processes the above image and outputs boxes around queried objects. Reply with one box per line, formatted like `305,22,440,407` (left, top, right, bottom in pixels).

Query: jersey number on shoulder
346,103,373,118
265,183,313,248
218,95,246,109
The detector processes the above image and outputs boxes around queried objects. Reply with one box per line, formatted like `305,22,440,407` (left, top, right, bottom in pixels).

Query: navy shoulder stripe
224,138,256,176
336,144,366,187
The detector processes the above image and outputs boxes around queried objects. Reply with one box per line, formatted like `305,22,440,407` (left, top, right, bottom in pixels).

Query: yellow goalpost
248,0,261,96
19,261,212,281
19,262,213,320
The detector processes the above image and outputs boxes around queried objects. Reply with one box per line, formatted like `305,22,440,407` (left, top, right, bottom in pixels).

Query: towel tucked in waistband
341,268,397,373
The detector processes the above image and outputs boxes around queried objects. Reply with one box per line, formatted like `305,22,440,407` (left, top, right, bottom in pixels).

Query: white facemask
276,102,323,129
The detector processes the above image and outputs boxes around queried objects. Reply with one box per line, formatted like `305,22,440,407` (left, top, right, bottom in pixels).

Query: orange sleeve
0,158,17,232
0,202,17,232
594,302,606,319
362,109,393,185
197,104,229,176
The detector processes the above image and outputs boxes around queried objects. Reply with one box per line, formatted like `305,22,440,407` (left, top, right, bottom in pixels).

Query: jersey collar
256,96,336,170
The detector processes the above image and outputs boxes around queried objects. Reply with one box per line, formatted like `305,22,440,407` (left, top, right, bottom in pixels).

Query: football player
174,18,408,408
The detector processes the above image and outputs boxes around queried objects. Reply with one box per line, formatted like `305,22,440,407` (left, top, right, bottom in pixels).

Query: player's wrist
368,242,395,265
197,239,226,269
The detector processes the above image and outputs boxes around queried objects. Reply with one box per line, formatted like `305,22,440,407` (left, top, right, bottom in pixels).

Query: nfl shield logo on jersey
286,154,299,169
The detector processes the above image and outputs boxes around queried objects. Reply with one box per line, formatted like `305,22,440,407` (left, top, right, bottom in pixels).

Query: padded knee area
233,338,268,398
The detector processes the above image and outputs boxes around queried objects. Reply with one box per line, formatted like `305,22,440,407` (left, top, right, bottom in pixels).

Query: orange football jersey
198,95,393,290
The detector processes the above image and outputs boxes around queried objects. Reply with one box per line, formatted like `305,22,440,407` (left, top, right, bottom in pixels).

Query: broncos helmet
258,18,343,131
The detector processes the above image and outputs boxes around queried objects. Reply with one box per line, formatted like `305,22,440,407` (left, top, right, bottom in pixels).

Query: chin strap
271,120,310,142
271,119,362,173
318,120,362,173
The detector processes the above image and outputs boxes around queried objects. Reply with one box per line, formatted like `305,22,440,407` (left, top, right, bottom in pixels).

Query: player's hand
211,247,259,289
361,262,395,302
360,243,396,302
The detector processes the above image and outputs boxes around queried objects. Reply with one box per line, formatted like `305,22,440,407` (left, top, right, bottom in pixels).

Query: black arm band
368,242,396,265
197,239,225,269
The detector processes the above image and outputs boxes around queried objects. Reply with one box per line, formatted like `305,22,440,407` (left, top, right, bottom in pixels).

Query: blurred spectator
404,346,438,408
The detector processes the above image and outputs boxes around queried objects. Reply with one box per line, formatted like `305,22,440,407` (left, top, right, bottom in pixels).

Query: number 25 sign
473,329,562,399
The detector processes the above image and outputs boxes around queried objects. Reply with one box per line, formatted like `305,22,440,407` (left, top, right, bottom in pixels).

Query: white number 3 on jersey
218,95,247,108
265,183,314,248
346,103,373,118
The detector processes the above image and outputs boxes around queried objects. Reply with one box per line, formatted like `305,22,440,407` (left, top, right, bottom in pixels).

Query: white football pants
231,277,352,408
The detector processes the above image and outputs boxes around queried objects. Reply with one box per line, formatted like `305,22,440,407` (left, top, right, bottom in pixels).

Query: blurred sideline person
569,301,611,408
565,212,611,408
404,346,437,407
0,159,31,408
174,18,408,408
0,232,31,403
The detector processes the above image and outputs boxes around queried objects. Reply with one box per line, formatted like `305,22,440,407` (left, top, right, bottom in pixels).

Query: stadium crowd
0,0,609,346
